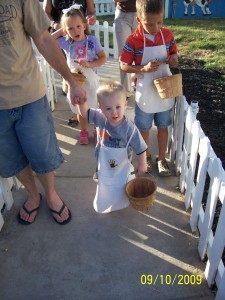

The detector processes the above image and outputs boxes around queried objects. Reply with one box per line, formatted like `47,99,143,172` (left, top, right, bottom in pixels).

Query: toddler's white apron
135,30,175,113
67,37,99,114
94,128,135,214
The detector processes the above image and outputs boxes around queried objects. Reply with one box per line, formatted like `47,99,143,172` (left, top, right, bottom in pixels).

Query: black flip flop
49,202,72,225
68,119,79,128
17,194,42,225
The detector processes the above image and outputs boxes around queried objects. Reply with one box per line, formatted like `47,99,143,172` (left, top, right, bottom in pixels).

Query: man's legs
37,172,69,223
115,10,138,95
16,165,40,223
17,165,69,223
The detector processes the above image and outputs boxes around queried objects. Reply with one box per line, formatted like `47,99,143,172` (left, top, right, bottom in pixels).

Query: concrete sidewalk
0,59,215,300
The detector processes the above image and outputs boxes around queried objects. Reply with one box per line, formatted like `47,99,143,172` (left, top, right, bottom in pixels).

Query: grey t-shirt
88,108,147,162
0,0,50,109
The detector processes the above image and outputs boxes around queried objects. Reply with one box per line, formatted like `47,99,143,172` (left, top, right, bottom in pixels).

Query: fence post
190,100,199,116
184,120,201,210
112,23,118,59
103,21,109,57
175,96,187,175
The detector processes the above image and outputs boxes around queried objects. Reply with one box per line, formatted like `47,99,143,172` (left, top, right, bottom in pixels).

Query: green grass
95,16,225,73
164,18,225,72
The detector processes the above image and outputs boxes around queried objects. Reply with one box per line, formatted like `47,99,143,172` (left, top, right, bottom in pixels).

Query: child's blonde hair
136,0,164,20
60,8,91,38
97,81,126,104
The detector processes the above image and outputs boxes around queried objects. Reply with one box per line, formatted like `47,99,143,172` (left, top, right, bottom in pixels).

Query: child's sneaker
157,159,172,177
79,129,89,145
146,155,152,174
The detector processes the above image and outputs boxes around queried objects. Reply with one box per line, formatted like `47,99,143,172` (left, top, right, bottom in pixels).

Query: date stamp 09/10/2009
140,274,203,286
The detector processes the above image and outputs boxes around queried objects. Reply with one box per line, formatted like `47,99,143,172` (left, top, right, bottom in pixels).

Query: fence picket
0,192,4,231
205,177,225,287
198,157,223,260
0,177,14,210
216,269,225,300
179,106,196,192
103,21,109,57
190,136,211,232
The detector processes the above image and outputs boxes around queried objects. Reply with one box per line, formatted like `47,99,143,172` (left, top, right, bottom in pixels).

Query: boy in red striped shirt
120,0,178,176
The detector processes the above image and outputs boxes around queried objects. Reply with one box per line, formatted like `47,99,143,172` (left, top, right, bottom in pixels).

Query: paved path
0,59,215,300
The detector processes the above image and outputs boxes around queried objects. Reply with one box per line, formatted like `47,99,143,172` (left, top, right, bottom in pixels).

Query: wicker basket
154,73,182,99
63,72,87,94
125,177,157,211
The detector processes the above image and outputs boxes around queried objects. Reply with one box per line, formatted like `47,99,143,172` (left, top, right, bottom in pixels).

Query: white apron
67,36,99,114
94,128,136,214
135,30,175,113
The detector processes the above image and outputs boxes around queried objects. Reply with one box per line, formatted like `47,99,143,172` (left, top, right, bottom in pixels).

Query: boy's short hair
97,81,126,103
136,0,164,20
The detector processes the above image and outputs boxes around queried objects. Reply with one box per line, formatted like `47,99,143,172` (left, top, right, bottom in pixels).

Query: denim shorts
0,96,64,178
134,104,172,131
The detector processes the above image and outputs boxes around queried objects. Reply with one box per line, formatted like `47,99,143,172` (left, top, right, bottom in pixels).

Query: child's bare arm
166,53,178,67
77,100,89,118
136,151,147,176
120,59,160,74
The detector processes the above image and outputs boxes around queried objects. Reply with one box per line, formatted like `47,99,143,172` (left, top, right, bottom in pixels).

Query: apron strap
159,29,166,46
100,120,107,147
100,121,135,149
126,125,136,149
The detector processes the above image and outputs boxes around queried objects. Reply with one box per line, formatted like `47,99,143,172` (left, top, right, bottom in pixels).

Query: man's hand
68,82,87,106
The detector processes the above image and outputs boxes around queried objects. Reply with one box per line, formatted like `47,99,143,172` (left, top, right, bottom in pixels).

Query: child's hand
144,59,160,72
166,54,178,67
135,163,148,177
78,60,91,68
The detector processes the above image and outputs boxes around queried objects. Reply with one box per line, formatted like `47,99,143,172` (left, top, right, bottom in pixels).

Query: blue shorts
134,104,172,131
0,96,64,178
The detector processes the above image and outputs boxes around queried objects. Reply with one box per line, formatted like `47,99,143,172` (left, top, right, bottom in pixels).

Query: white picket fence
91,20,118,59
168,95,225,300
94,0,115,16
0,20,225,299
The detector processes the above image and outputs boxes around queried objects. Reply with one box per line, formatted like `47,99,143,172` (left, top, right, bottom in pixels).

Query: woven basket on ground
63,72,87,94
125,177,157,211
154,73,182,99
